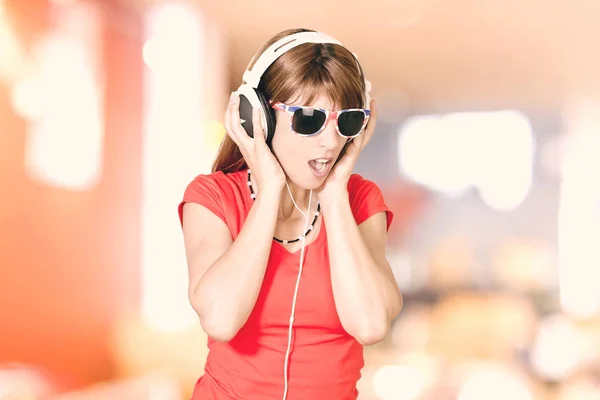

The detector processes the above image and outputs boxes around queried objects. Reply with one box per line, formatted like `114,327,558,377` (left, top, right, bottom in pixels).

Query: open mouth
308,158,332,177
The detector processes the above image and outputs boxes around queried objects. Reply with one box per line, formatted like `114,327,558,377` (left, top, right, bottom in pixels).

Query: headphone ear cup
254,89,276,143
235,85,276,143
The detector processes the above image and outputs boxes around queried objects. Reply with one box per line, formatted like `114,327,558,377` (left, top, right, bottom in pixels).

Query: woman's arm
182,94,286,342
182,187,282,342
321,191,403,346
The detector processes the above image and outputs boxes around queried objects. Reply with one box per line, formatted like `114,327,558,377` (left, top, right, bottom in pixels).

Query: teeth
310,159,330,174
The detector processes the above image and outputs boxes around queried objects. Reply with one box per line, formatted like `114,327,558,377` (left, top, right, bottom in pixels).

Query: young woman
178,28,403,400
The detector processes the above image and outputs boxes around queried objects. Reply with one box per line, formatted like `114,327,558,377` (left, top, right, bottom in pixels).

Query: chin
282,163,316,188
305,181,324,191
304,172,328,190
290,175,322,191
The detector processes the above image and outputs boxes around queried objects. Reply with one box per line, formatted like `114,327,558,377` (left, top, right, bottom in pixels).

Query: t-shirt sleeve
178,174,226,228
348,175,394,232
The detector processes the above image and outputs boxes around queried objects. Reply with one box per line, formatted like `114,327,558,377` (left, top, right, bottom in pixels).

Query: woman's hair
212,28,368,174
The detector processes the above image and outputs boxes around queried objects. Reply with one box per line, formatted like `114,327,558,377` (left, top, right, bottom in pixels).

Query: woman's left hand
317,98,377,198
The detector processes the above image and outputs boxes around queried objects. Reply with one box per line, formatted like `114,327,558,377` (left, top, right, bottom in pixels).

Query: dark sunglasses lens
338,111,366,137
292,108,327,135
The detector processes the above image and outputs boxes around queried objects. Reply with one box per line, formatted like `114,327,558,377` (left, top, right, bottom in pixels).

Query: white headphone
236,31,370,400
234,30,372,143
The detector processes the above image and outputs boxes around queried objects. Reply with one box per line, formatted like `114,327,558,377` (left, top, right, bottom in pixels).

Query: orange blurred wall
0,0,144,390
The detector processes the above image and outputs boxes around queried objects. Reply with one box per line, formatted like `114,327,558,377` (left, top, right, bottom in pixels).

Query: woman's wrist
318,187,349,209
256,184,283,206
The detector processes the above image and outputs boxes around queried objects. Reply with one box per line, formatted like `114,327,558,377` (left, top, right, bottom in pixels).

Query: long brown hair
212,28,367,174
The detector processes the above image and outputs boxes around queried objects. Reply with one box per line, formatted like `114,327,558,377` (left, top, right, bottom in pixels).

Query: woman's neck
278,179,315,220
249,171,316,221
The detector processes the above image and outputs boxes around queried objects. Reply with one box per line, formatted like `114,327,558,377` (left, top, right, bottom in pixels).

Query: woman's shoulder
346,173,394,230
178,169,248,228
346,173,385,205
192,168,245,181
347,173,379,192
183,169,250,210
186,169,247,192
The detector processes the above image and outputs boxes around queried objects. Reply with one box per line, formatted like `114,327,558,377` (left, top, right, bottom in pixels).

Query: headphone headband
243,32,342,88
241,31,371,108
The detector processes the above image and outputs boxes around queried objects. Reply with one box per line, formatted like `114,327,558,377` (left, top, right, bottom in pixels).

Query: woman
178,28,403,400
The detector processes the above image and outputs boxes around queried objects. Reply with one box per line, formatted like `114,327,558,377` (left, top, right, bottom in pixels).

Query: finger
223,92,235,135
362,98,378,147
224,97,243,148
229,94,252,148
252,108,267,144
344,137,361,159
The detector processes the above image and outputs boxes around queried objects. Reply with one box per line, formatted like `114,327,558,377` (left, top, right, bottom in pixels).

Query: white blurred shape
559,99,600,319
11,78,46,121
398,115,470,197
20,3,104,190
529,314,584,381
397,110,534,211
476,111,534,211
142,35,167,72
458,368,532,400
143,3,201,75
372,365,426,400
141,2,208,332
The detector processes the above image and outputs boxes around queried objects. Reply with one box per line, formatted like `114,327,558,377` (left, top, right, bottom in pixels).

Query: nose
317,116,341,150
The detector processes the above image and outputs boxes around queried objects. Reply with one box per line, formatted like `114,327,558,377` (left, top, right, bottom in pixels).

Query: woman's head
213,28,369,188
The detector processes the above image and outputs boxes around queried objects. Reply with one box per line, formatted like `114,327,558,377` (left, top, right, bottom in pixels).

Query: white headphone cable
282,188,312,400
285,180,308,218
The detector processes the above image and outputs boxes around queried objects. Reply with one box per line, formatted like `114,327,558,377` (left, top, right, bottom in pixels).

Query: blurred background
1,0,599,399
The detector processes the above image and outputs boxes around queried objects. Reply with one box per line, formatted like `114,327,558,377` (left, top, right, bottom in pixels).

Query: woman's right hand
224,93,286,195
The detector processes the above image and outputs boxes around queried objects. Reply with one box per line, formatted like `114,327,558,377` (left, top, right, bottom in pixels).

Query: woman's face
270,95,348,190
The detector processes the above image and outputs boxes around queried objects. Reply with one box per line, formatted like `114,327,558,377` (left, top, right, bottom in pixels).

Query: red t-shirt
178,169,393,400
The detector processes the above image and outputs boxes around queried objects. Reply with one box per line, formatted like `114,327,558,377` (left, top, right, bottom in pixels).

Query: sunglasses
271,102,370,138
